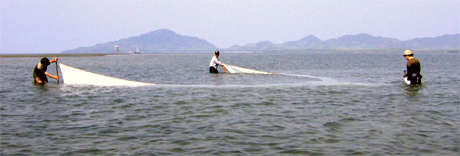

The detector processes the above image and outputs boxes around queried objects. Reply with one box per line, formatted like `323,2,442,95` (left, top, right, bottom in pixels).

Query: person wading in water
209,50,227,73
33,57,59,84
403,50,422,84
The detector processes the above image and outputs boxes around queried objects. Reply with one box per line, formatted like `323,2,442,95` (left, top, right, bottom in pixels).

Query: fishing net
223,63,274,74
59,63,154,86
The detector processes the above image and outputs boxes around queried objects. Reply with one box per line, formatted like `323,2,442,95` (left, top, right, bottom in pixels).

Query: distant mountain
61,29,459,54
402,34,460,50
310,33,403,49
61,29,216,54
233,33,459,51
282,35,321,49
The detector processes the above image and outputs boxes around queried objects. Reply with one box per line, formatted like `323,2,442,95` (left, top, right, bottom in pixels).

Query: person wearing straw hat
209,50,227,73
33,57,59,84
403,50,422,84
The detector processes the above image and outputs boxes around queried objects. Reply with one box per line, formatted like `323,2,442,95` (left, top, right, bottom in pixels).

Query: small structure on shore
114,46,119,54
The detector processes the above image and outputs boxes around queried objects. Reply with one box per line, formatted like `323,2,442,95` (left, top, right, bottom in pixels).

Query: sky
1,0,459,54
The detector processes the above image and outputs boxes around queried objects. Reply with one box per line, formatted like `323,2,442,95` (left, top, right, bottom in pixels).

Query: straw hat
403,50,413,56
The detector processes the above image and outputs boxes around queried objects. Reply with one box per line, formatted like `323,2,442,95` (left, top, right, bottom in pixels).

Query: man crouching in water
403,50,422,84
33,57,59,84
209,50,227,73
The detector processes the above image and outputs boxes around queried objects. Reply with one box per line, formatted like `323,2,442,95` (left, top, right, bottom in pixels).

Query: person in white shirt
209,50,227,73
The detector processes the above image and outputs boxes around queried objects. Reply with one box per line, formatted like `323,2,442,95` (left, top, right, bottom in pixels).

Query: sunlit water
1,52,459,155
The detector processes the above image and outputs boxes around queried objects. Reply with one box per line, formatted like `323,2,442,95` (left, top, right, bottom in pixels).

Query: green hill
235,33,459,50
61,29,459,53
61,29,217,54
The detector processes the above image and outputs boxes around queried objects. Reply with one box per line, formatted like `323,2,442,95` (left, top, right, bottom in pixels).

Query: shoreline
1,49,458,58
0,53,124,58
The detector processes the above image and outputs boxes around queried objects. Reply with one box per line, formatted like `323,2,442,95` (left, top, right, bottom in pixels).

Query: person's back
407,57,421,75
403,50,422,84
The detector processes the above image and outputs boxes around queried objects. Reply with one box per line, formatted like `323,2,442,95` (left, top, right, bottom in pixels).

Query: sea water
1,51,459,155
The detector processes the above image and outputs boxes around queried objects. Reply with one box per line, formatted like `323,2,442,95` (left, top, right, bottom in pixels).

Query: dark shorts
209,67,218,73
409,74,422,84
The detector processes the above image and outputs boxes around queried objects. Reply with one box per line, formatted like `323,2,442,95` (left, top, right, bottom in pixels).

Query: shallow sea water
1,52,459,155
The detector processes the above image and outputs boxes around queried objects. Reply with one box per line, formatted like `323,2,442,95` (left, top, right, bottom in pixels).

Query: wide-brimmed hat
403,50,413,56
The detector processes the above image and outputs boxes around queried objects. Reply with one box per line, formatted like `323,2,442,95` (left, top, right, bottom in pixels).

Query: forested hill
229,34,459,51
61,29,217,54
61,29,459,54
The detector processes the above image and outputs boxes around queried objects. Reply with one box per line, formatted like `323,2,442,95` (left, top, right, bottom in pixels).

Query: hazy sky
1,0,459,54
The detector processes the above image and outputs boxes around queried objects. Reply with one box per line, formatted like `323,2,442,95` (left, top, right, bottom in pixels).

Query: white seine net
59,63,155,86
223,63,274,75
